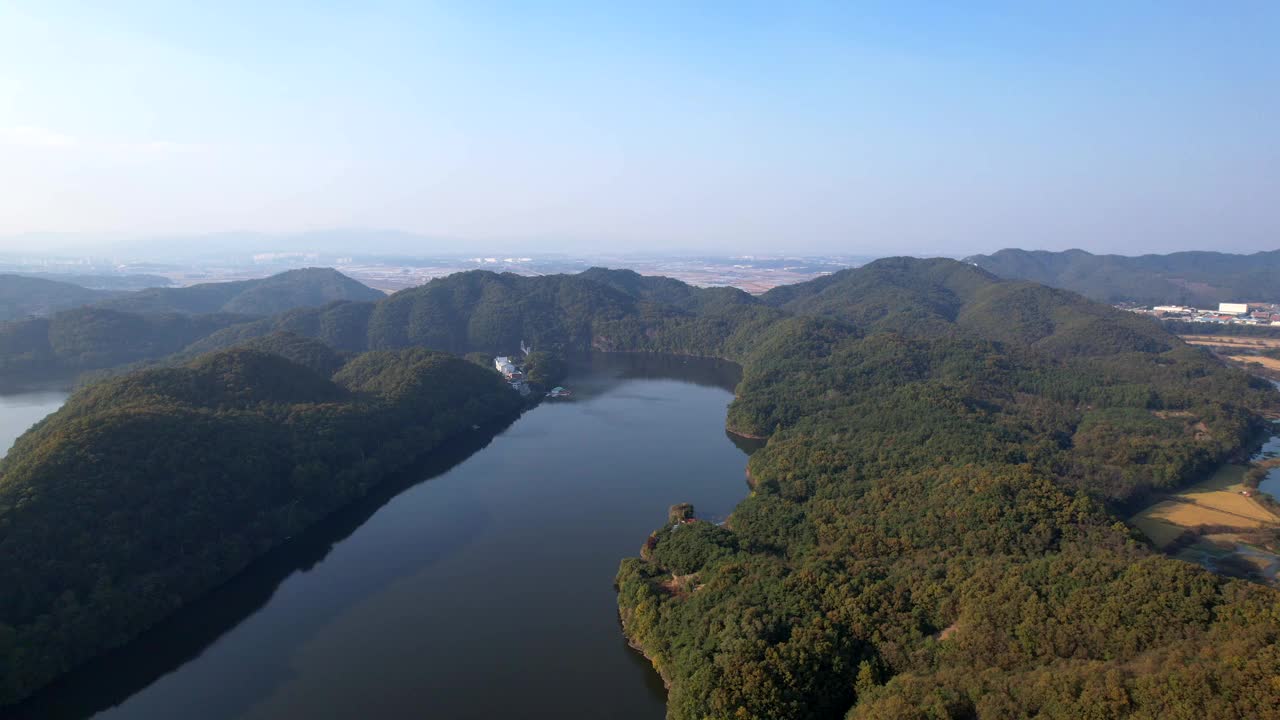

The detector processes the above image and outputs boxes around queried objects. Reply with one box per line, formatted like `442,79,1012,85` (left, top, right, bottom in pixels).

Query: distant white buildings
1124,301,1280,326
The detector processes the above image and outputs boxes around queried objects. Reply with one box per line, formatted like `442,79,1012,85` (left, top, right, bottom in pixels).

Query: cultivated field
1179,335,1280,349
1131,464,1280,584
1227,355,1280,371
1131,465,1280,550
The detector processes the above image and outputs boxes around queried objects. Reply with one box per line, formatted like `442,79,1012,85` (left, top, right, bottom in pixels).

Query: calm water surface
0,389,70,457
12,353,754,720
1258,381,1280,498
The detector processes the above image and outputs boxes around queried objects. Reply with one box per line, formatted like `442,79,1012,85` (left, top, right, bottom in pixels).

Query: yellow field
1130,464,1280,549
1177,472,1280,522
1179,335,1280,349
1142,501,1268,529
1227,354,1280,371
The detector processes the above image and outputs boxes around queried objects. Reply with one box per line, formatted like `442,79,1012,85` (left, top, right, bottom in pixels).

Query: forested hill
93,267,384,315
4,272,172,292
578,267,762,312
617,259,1280,719
966,247,1280,305
0,268,383,377
0,274,119,322
0,267,380,325
2,258,1280,715
0,343,523,706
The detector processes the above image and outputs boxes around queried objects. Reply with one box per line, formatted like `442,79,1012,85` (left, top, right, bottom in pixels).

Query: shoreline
1,403,527,711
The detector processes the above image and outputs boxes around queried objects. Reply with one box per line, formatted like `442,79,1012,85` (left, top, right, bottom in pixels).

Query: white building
1218,302,1249,315
494,356,521,379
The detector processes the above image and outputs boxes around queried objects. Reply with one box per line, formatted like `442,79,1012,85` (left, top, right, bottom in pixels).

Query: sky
0,1,1277,257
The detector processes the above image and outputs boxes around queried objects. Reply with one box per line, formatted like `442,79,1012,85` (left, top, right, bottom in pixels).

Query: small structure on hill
494,356,523,380
669,503,696,524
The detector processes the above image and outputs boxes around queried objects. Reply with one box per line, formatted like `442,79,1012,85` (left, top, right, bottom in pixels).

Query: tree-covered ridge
0,274,119,323
93,267,384,316
0,267,376,333
0,346,522,706
4,272,172,292
146,267,783,364
612,260,1280,719
1,257,1278,716
0,269,382,378
0,308,252,377
966,247,1280,306
579,267,762,313
761,257,997,327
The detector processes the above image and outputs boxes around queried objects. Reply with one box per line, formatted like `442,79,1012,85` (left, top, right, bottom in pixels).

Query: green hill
0,275,119,322
0,269,382,379
579,267,761,313
94,267,383,316
0,309,252,377
5,272,172,292
0,346,521,705
2,258,1280,716
762,257,996,318
966,247,1280,305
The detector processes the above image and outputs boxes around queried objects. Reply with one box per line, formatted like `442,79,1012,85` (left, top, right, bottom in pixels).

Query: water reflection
7,418,517,720
0,388,71,457
9,353,753,720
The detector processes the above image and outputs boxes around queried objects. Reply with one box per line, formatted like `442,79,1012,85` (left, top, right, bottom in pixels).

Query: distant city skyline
2,2,1277,256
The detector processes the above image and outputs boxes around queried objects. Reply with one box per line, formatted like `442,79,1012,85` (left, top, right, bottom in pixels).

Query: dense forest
967,247,1280,306
1,258,1279,716
615,259,1280,719
0,342,523,705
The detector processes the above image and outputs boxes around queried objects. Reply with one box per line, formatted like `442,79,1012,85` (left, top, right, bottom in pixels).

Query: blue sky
0,1,1276,255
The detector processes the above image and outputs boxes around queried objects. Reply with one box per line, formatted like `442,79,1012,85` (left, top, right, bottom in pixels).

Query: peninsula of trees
1,257,1278,716
0,343,523,705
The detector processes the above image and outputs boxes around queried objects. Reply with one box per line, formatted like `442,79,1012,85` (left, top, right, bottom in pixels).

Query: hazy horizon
0,228,1277,265
2,2,1277,257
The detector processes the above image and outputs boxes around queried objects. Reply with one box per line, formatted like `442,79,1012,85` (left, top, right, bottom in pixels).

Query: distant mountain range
0,267,383,323
965,248,1280,306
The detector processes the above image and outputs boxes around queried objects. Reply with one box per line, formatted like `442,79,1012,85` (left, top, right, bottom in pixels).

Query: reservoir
1257,380,1280,499
10,353,754,720
0,388,70,457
